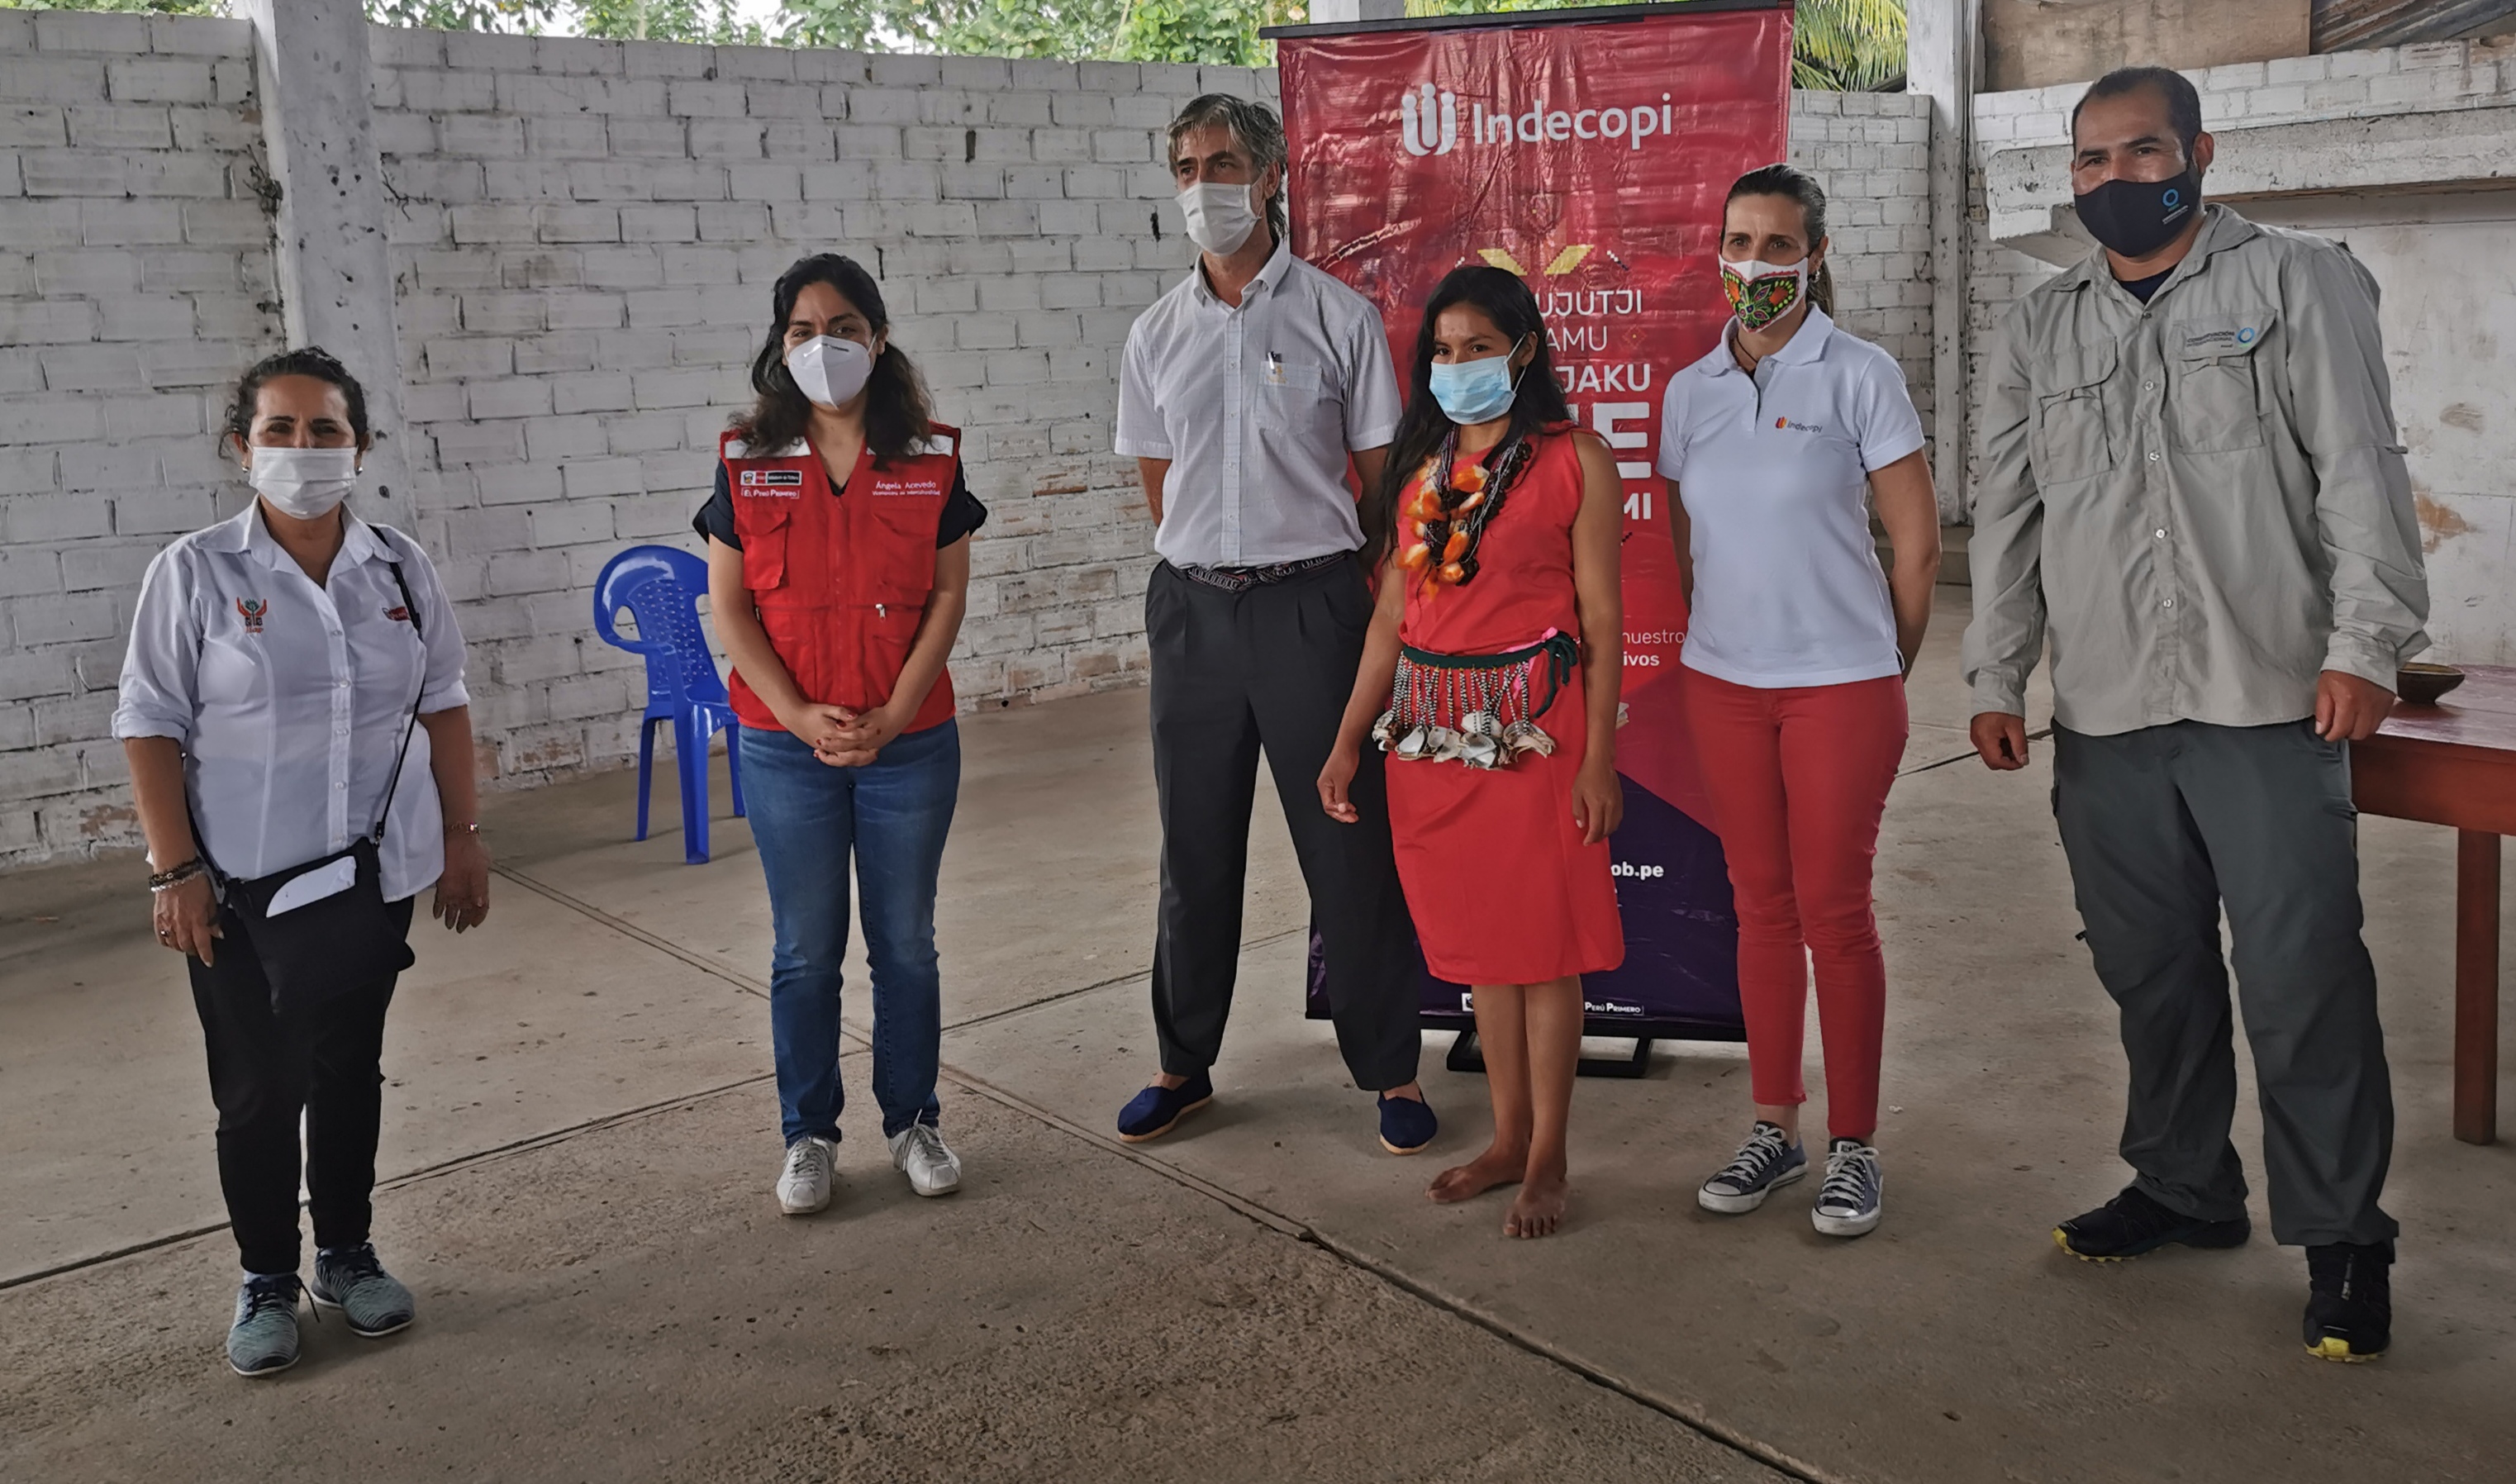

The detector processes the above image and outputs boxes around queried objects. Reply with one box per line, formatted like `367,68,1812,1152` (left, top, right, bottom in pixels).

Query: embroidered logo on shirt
739,469,805,493
2185,326,2260,351
236,597,267,635
1772,416,1826,434
383,604,411,623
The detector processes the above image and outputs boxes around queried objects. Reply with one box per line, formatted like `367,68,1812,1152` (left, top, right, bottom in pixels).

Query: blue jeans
739,720,960,1143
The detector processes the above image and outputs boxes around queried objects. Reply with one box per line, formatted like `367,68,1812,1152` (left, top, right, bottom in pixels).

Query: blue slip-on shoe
1377,1092,1439,1154
1117,1071,1214,1143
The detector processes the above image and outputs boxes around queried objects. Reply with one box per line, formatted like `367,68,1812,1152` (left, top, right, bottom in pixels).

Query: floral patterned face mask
1720,255,1810,330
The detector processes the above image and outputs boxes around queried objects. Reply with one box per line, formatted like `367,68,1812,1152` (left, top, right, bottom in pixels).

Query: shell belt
1371,633,1581,771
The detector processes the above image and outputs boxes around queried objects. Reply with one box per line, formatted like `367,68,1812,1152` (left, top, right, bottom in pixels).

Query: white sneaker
776,1135,836,1215
887,1124,962,1198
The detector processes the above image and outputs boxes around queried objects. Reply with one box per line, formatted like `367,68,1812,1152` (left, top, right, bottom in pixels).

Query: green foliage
779,0,1296,64
365,0,561,31
9,0,229,14
574,0,766,43
1789,0,1906,91
777,0,880,50
1115,0,1303,66
905,0,1127,59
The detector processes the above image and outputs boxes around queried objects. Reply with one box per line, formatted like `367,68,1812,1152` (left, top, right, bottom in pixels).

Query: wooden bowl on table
2396,662,2466,706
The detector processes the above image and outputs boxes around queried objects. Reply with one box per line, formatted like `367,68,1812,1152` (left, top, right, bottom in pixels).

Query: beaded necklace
1397,426,1534,590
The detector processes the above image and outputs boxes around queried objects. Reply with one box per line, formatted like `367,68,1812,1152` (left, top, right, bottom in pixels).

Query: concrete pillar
1306,0,1408,22
244,0,411,509
1907,0,1979,526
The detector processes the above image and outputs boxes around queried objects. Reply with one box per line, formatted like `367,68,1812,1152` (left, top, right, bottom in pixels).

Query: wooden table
2352,664,2516,1144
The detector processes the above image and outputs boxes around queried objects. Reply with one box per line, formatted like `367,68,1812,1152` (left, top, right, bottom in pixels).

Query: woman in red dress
1320,267,1625,1238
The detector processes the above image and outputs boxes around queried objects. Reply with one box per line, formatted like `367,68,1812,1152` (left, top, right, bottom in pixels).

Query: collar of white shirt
202,502,396,576
1189,233,1295,308
1693,304,1838,379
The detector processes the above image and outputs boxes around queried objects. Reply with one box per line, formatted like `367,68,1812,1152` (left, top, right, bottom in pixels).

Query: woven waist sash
1372,631,1581,771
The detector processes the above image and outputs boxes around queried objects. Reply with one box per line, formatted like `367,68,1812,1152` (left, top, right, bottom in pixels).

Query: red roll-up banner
1279,2,1793,1039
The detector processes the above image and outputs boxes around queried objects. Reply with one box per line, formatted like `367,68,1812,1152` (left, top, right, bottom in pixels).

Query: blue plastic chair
592,545,745,864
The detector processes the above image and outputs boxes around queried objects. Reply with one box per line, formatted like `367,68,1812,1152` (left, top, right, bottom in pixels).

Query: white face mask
248,445,359,521
786,335,874,410
1178,181,1262,257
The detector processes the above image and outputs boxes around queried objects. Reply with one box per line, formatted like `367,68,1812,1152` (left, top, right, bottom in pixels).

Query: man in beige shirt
1962,67,2428,1362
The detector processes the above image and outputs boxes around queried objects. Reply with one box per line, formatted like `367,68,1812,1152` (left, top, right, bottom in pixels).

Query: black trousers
188,896,415,1276
1146,558,1422,1091
2052,721,2396,1247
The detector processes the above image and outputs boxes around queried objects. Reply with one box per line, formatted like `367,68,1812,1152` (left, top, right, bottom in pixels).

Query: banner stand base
1446,1030,1657,1080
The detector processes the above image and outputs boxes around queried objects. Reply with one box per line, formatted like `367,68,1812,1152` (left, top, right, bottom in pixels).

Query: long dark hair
1725,162,1835,316
1364,265,1572,568
731,253,935,464
219,345,373,458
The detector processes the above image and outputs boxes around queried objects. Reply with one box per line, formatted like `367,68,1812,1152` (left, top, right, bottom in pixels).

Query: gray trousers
2052,720,2398,1247
1145,559,1423,1092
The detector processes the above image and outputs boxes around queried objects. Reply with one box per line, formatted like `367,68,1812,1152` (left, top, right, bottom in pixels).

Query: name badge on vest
739,469,805,495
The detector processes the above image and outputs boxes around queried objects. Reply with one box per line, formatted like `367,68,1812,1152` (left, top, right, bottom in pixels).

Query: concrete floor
2,587,2510,1482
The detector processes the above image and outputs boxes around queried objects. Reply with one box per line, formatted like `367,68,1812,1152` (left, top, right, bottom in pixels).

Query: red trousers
1682,667,1906,1139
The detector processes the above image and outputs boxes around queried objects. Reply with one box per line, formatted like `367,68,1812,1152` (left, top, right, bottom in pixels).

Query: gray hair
1167,93,1288,248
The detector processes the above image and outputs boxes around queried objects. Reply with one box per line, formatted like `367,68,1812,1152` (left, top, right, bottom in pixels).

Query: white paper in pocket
266,855,358,916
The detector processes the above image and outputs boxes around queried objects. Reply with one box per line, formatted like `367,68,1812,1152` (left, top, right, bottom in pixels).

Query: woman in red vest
696,254,986,1216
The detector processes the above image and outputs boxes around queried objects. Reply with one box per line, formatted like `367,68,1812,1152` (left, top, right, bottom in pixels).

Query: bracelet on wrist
445,820,480,836
148,859,206,892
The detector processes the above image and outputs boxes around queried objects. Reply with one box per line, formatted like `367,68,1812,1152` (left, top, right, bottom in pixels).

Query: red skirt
1384,671,1626,985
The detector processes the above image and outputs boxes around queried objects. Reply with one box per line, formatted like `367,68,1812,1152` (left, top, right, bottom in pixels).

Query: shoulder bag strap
369,559,429,844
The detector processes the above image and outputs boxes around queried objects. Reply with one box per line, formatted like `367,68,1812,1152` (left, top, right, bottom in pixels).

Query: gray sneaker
1812,1138,1884,1238
227,1272,303,1377
1698,1121,1808,1214
312,1244,415,1337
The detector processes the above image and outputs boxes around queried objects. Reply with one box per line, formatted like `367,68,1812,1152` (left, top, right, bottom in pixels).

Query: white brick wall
0,10,281,861
1786,91,1936,433
1962,35,2516,502
0,17,1934,865
369,27,1264,787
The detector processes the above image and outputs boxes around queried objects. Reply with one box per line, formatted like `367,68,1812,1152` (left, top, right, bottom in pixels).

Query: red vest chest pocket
730,473,808,592
852,473,944,606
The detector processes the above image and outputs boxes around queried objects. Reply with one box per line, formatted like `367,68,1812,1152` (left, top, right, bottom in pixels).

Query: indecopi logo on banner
1402,79,1680,155
1277,4,1795,1036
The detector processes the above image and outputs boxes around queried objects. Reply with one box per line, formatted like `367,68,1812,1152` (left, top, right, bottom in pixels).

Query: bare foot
1428,1144,1527,1205
1504,1168,1568,1238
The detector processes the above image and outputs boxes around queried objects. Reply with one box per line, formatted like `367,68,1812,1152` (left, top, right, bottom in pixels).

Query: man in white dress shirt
1111,95,1433,1153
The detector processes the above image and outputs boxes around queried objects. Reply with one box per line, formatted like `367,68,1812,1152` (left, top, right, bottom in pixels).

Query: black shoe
2052,1185,2252,1261
2304,1241,2393,1362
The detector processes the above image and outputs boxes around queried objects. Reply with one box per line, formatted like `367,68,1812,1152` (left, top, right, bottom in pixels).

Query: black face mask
2074,169,2201,259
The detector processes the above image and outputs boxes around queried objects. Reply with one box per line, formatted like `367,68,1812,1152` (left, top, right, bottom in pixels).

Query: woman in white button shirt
1657,165,1941,1241
114,348,487,1379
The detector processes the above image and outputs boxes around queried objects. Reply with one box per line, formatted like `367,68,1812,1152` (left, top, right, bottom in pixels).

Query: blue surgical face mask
1427,337,1529,426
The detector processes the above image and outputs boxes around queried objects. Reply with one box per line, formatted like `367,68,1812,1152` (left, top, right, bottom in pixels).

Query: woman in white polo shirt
1656,164,1941,1239
116,348,486,1377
